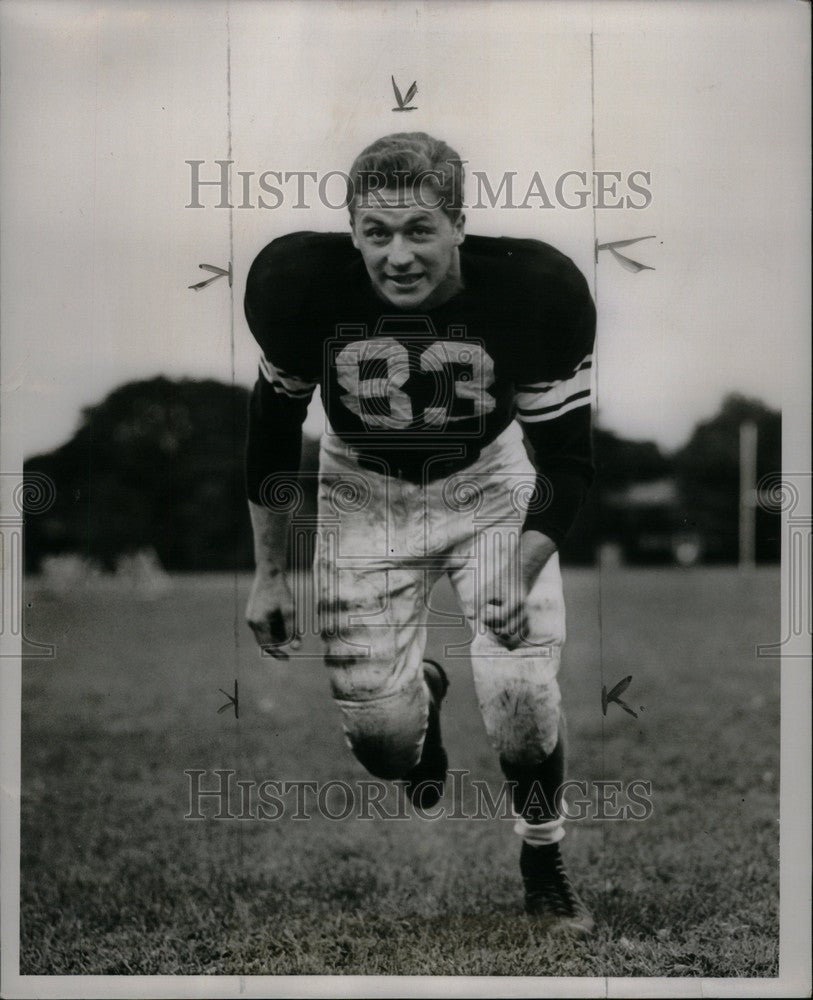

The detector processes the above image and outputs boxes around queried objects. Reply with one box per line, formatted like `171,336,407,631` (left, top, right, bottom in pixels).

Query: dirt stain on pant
315,421,567,777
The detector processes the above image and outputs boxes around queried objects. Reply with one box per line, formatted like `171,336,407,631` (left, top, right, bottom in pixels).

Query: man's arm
518,398,595,547
246,501,298,657
485,374,594,650
515,250,596,544
486,254,596,648
244,364,316,657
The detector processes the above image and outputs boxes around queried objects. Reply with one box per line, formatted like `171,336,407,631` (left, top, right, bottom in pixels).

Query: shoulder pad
463,234,591,317
465,233,586,286
245,231,355,328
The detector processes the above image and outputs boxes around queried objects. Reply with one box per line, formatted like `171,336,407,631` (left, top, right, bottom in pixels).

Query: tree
25,381,781,571
25,378,254,572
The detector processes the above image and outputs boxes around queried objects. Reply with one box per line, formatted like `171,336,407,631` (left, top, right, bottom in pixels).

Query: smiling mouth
385,273,424,287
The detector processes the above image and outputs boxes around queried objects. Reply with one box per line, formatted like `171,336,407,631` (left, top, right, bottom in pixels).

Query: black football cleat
520,840,594,936
403,659,450,810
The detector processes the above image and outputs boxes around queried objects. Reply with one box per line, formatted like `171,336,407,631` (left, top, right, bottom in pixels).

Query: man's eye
411,227,433,237
365,229,388,241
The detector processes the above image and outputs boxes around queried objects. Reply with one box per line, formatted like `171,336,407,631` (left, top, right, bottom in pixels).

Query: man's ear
349,215,360,250
453,212,466,245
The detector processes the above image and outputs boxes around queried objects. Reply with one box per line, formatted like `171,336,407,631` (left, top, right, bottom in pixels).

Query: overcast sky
1,0,810,460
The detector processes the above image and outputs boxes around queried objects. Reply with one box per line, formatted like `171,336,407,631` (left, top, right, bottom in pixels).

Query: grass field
19,567,780,977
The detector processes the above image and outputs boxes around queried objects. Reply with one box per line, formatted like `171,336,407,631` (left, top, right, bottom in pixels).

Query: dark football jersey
244,231,595,543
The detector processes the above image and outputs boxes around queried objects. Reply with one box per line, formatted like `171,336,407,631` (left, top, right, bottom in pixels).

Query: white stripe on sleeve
259,355,318,399
515,356,593,423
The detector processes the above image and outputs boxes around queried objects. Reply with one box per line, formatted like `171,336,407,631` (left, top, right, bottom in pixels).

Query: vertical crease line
225,0,243,869
590,23,609,979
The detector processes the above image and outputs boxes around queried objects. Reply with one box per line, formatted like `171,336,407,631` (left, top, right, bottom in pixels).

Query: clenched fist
246,569,301,659
483,530,557,650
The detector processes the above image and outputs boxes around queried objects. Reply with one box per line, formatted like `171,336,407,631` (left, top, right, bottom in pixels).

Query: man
244,132,595,935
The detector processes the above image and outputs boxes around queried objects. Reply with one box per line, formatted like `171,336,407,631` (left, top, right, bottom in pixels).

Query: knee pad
472,649,562,763
334,683,428,780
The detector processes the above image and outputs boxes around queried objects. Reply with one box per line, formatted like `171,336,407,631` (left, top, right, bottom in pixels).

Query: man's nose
387,236,414,268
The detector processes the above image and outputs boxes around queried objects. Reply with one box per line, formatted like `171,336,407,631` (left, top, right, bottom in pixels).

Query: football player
244,132,595,935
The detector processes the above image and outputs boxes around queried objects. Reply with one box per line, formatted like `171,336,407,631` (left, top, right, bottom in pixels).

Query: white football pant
314,420,566,782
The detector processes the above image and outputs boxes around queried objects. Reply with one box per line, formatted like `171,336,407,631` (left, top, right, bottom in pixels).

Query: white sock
513,814,565,846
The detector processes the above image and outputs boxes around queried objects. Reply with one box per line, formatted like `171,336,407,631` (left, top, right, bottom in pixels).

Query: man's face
350,188,465,310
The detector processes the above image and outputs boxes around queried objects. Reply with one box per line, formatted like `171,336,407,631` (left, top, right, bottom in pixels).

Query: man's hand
246,500,300,659
246,569,300,659
483,530,558,650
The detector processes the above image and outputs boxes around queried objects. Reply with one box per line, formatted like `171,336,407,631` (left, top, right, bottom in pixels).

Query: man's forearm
521,529,558,587
248,500,291,575
245,369,312,575
520,405,594,546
